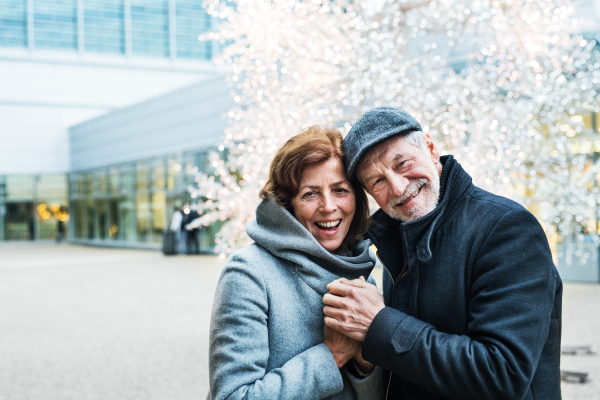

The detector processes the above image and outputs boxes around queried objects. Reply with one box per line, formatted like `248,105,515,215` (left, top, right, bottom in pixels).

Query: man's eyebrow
361,172,377,187
360,153,406,186
391,153,406,163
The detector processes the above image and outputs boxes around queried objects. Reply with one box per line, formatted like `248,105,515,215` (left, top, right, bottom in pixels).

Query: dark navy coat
363,156,562,400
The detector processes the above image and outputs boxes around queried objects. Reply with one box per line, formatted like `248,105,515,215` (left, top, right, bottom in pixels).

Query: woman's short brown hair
260,126,370,250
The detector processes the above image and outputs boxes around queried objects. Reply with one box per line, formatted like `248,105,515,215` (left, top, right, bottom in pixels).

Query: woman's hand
323,276,385,341
354,345,375,374
323,324,361,368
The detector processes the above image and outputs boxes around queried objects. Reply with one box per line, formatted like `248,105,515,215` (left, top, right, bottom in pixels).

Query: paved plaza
0,243,599,399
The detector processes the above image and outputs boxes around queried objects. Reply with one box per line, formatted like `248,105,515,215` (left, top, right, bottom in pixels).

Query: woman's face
291,157,356,252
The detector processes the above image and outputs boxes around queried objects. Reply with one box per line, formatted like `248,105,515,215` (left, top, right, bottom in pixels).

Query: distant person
56,220,65,243
28,219,35,241
208,127,385,399
169,204,187,254
184,210,200,255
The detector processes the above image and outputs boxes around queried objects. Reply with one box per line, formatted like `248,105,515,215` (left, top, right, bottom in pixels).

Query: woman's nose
320,193,337,213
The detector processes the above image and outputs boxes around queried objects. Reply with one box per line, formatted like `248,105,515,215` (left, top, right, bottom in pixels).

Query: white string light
190,0,600,256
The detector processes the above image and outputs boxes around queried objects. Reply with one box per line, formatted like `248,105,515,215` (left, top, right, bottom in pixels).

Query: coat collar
367,156,473,282
246,198,376,295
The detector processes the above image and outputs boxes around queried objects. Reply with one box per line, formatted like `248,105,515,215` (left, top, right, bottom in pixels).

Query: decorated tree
189,0,600,256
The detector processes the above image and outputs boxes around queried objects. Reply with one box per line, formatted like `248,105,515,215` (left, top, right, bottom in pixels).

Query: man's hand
323,276,385,341
323,324,361,368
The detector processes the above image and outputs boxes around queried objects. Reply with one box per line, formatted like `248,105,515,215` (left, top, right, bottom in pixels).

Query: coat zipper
376,251,407,285
376,251,393,281
385,370,392,399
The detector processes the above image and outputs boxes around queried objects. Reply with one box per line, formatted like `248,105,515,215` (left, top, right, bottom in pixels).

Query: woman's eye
303,191,316,198
334,187,348,194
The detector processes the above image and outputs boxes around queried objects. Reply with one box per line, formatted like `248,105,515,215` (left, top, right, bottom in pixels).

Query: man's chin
385,207,412,222
385,204,433,222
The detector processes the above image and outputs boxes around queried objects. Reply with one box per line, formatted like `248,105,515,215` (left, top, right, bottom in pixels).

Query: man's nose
389,174,410,198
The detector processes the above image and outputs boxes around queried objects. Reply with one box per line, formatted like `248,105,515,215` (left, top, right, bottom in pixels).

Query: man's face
356,134,442,222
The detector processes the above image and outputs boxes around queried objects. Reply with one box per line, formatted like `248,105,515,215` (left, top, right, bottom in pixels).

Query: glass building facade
0,174,69,241
68,149,222,250
0,0,215,59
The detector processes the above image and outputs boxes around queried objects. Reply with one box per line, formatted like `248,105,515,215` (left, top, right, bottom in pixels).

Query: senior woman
208,127,385,400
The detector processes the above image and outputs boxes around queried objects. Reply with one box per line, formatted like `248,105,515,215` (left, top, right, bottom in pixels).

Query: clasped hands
322,276,385,372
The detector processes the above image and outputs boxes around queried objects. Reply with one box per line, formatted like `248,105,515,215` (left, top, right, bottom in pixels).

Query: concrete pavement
0,243,599,399
0,244,222,400
561,283,600,400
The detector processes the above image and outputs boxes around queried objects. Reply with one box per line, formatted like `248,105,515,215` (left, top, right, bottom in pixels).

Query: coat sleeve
208,254,344,400
344,365,387,400
362,209,558,400
342,274,387,400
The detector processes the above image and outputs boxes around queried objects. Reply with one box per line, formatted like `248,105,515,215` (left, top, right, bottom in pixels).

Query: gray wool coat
208,198,386,400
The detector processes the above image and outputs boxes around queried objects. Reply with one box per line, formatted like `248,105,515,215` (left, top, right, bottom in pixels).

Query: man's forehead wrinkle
357,153,377,173
361,141,396,167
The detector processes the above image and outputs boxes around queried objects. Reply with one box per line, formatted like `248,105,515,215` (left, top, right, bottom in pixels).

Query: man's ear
424,134,440,164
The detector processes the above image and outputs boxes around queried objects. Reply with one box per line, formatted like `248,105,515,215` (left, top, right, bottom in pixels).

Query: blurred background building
68,77,232,250
0,0,226,246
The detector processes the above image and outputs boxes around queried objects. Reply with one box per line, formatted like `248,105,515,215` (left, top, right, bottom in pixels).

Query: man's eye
396,161,407,169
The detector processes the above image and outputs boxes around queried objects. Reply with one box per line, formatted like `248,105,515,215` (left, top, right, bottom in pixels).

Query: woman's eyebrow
299,185,320,190
330,181,347,187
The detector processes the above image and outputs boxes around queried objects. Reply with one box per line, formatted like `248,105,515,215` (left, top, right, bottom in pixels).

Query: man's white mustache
389,178,429,207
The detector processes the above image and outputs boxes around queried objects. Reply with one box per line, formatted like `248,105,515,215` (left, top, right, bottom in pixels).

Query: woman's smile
315,219,342,234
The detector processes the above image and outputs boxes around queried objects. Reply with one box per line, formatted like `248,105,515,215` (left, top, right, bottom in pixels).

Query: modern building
0,0,224,242
68,76,233,250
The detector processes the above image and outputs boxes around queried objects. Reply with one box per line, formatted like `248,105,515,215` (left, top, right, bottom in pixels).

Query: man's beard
385,174,440,222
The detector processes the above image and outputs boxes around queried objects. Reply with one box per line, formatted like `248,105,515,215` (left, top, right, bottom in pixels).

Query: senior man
324,107,562,400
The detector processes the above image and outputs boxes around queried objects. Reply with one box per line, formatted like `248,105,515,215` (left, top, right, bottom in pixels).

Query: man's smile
396,186,422,206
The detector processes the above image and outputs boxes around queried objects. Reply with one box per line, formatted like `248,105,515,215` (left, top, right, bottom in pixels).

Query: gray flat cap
344,107,422,180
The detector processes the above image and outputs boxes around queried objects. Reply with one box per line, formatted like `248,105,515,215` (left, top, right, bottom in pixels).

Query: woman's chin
315,237,344,253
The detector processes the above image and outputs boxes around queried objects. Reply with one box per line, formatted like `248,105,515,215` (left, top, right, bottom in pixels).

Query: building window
0,174,68,241
130,0,169,57
84,0,125,54
0,0,219,59
0,0,27,48
34,0,78,50
66,150,223,249
175,0,212,60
